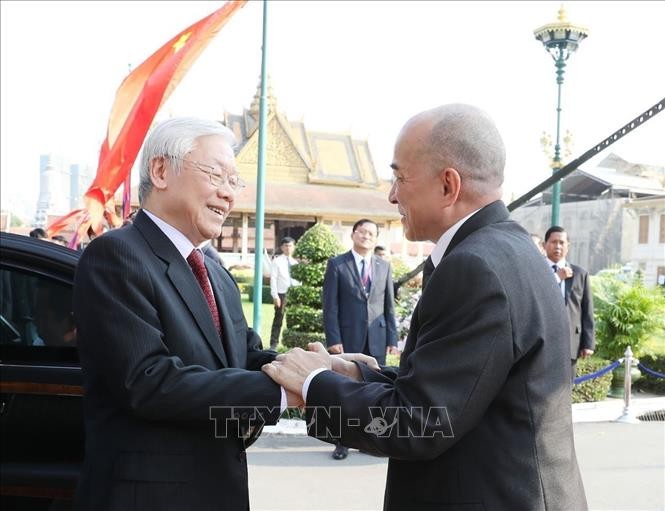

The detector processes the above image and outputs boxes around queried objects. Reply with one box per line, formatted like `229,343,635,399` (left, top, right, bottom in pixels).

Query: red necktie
187,249,221,334
361,259,371,293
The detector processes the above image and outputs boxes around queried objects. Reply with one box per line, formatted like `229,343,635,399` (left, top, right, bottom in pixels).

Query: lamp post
534,6,588,226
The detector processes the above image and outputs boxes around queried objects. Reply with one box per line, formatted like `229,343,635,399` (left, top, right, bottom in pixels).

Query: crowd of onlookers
27,227,68,246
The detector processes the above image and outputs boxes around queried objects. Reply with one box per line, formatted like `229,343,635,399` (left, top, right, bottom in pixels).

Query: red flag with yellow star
48,1,247,239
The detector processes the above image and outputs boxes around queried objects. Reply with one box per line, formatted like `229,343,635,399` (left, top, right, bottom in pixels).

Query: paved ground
247,421,665,511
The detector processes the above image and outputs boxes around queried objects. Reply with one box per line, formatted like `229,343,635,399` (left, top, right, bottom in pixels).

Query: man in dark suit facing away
543,225,595,379
322,218,398,459
73,117,301,511
263,104,588,510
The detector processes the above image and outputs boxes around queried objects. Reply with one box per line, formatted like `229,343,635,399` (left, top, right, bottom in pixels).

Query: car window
0,268,77,348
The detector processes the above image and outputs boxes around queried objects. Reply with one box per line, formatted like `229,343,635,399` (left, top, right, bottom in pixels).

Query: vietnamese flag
48,0,247,238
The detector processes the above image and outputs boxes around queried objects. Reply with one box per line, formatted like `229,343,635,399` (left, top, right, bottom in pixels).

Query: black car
1,232,83,509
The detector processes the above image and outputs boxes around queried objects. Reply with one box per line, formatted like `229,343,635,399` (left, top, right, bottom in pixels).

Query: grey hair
138,117,236,205
422,104,505,197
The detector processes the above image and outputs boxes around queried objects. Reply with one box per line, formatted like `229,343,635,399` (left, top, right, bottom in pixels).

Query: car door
0,232,83,508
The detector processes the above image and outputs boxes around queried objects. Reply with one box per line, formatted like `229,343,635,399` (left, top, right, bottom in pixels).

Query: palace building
129,81,433,265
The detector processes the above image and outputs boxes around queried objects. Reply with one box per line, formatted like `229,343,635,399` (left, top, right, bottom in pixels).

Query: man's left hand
387,346,400,355
262,344,331,396
579,348,594,359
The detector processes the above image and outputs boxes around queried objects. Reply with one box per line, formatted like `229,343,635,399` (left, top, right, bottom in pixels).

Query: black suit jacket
563,263,595,360
306,201,587,510
73,210,281,511
322,251,397,364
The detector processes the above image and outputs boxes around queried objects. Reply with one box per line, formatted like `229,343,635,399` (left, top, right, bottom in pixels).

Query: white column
241,213,249,263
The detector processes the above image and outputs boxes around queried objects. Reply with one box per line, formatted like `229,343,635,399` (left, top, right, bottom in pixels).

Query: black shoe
332,445,348,460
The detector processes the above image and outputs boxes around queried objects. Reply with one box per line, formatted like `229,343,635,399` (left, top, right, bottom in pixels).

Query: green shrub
386,353,400,368
290,262,327,288
286,285,322,309
293,224,343,262
592,275,665,360
390,257,410,281
282,223,343,350
634,354,665,395
230,268,253,284
281,329,326,349
285,305,323,332
572,357,614,403
247,284,273,304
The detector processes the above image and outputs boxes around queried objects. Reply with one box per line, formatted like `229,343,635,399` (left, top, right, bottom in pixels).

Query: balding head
406,104,505,199
390,104,506,242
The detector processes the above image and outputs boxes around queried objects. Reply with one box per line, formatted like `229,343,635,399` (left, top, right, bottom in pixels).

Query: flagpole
122,63,133,220
252,0,269,335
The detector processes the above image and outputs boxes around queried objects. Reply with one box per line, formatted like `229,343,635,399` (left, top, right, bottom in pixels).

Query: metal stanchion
615,346,640,424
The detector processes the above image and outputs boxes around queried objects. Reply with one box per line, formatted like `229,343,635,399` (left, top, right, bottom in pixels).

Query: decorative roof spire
249,74,277,116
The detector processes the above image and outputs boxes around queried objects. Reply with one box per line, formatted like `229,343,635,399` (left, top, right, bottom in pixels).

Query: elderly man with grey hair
73,117,302,510
263,104,588,510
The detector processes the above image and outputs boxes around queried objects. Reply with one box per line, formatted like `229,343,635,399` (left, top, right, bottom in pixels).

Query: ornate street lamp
534,5,588,226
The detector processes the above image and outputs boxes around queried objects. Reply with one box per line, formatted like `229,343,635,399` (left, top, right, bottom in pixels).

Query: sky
1,0,664,222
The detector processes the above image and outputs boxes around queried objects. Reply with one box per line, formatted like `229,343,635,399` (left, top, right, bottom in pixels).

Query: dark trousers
270,293,287,348
361,336,386,366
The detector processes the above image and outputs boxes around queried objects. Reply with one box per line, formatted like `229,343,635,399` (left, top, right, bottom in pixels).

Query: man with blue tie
322,218,398,459
543,225,595,380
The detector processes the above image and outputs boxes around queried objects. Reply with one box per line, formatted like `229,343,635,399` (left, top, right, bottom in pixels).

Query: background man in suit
543,225,595,379
322,218,398,459
269,236,299,349
73,117,300,510
264,104,587,510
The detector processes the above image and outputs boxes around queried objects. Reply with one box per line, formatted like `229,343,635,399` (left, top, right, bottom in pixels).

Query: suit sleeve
384,263,398,347
74,235,281,425
579,270,595,351
305,252,515,460
322,258,341,346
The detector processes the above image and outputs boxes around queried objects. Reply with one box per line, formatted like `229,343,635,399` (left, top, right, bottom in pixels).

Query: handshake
262,342,380,409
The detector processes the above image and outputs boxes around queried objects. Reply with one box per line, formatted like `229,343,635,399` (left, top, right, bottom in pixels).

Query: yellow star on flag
172,32,192,52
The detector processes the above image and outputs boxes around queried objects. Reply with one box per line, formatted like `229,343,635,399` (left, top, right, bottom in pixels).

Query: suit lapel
206,259,238,367
344,251,367,300
134,211,229,367
564,265,573,305
368,256,383,300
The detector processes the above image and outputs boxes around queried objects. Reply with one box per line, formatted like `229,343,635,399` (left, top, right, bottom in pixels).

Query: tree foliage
592,274,665,361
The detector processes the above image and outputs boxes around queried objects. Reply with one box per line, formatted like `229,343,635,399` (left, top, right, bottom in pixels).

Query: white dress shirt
547,257,567,298
270,254,300,298
429,208,480,268
351,250,373,279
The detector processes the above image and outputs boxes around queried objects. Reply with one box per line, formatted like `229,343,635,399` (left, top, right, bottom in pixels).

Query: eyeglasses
169,156,246,192
353,228,377,238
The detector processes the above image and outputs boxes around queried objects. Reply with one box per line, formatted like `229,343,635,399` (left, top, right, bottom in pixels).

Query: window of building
638,215,649,244
660,214,665,244
657,266,665,287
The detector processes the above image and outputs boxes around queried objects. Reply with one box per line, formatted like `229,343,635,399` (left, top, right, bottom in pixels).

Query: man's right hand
327,343,344,354
556,267,573,280
273,297,281,308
